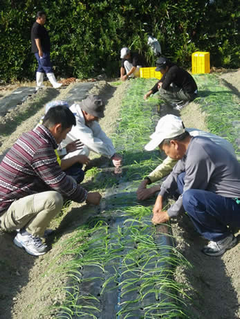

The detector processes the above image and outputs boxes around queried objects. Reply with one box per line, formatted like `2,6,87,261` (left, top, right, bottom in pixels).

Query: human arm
111,153,122,167
161,141,212,218
35,38,43,57
120,67,126,81
34,147,88,203
61,155,90,170
137,178,160,200
148,157,178,183
86,192,102,205
137,157,177,200
144,90,153,100
66,140,84,153
152,195,170,224
68,120,116,158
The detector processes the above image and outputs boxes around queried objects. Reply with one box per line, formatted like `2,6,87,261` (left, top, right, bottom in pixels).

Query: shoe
16,228,54,238
36,72,45,91
14,232,48,256
173,101,189,111
46,73,62,89
202,234,237,257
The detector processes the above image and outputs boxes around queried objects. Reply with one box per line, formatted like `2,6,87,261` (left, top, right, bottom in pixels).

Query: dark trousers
34,52,53,74
64,163,85,184
159,85,197,106
177,173,240,241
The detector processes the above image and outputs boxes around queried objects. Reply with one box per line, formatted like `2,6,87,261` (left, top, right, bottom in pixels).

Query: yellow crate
140,67,162,79
192,52,210,74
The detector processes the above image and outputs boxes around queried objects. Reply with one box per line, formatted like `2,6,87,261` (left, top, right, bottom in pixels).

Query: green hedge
0,0,239,82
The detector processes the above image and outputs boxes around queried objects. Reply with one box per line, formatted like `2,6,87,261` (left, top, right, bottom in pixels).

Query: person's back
183,136,240,197
162,65,197,93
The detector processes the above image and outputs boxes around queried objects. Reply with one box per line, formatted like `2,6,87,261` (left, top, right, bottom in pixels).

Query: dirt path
0,70,240,318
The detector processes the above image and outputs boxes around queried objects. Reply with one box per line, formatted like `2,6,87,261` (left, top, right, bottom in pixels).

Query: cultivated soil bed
0,70,240,319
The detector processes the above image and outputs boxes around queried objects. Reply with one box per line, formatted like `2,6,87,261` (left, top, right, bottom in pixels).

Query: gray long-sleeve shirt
159,136,240,218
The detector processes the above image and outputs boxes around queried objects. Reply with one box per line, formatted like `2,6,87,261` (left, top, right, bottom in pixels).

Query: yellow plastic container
192,52,210,74
140,67,162,79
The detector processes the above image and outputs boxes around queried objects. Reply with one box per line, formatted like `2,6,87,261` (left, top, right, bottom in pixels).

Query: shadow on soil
173,213,240,319
0,231,36,319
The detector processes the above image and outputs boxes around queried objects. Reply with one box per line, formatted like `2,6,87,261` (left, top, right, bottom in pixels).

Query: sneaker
13,232,48,256
202,234,237,257
16,228,54,238
173,101,189,111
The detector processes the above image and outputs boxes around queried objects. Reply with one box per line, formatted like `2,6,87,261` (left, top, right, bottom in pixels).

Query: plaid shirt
0,125,87,214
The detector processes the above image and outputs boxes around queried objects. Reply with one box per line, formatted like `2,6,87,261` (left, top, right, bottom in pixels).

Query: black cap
80,95,105,118
155,56,168,71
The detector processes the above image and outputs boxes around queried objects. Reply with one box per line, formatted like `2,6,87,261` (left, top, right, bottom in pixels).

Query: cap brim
155,66,162,72
144,133,164,151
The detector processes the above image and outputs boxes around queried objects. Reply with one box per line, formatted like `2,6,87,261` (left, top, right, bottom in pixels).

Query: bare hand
152,210,170,225
157,82,162,90
144,92,151,100
152,195,169,224
112,154,122,168
76,155,90,165
39,50,43,58
137,188,154,201
86,192,102,205
121,75,128,81
66,140,83,153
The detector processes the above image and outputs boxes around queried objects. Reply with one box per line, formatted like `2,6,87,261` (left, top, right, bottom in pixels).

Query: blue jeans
64,163,85,184
177,173,240,241
34,52,53,74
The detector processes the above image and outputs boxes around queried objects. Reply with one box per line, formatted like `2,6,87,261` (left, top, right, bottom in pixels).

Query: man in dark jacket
144,57,198,110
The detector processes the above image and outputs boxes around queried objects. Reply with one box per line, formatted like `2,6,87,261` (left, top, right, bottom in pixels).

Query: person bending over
120,47,145,81
144,114,240,257
61,95,122,170
144,57,198,110
137,127,236,200
0,105,101,256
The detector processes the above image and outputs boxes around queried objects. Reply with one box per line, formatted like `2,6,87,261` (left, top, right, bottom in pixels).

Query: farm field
0,69,240,319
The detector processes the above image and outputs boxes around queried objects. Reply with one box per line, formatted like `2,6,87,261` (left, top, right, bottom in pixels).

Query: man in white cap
120,47,145,81
144,114,240,256
137,129,236,200
61,95,122,168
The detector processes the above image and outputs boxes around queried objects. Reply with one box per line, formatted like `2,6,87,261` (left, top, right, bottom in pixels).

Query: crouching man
145,114,240,256
0,105,101,256
61,95,122,170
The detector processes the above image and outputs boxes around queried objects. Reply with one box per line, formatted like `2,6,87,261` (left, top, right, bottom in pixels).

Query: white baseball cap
120,47,130,59
145,115,185,151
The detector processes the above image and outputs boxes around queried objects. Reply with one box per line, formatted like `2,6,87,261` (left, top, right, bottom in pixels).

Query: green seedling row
42,79,193,319
193,73,240,157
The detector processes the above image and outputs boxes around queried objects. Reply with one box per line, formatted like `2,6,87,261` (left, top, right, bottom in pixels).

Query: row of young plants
41,78,193,318
192,73,240,158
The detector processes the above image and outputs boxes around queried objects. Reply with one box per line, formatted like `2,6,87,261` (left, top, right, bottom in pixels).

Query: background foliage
0,0,239,81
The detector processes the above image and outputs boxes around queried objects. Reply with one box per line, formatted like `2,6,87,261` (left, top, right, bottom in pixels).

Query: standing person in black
144,57,198,110
31,11,62,90
120,47,145,81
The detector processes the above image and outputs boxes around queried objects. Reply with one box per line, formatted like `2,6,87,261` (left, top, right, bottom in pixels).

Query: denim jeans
34,52,53,74
64,163,85,184
177,173,240,241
